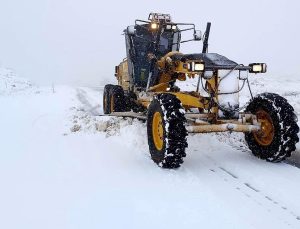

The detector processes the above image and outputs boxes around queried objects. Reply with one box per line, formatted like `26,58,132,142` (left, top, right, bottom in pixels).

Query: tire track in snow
215,132,300,169
76,88,101,116
198,152,300,227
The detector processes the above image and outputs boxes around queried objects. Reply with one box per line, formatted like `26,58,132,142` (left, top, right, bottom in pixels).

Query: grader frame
103,13,299,168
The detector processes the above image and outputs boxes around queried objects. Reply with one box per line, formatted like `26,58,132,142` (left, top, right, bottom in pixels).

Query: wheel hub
254,110,275,146
152,112,164,150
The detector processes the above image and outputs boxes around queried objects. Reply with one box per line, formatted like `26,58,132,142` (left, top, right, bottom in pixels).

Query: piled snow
67,88,145,137
0,67,33,95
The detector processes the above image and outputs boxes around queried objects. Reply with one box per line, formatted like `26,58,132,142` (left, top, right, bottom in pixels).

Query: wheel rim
253,110,275,146
110,94,114,112
152,112,164,150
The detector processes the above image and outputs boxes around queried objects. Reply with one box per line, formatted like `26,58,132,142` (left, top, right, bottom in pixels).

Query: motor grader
103,13,299,168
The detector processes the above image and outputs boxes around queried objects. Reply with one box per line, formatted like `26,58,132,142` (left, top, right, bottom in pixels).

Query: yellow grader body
103,13,299,168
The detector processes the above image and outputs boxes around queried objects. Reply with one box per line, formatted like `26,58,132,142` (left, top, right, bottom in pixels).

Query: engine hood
171,53,238,68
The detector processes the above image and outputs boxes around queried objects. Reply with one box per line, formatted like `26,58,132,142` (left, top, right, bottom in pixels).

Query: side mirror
127,25,136,36
194,30,202,41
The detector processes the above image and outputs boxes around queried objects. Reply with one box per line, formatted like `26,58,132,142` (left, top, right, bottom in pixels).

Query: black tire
147,93,188,168
245,93,299,162
103,84,113,114
109,85,128,113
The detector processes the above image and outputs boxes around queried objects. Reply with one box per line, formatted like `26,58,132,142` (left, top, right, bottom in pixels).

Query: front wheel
245,93,299,162
147,94,188,168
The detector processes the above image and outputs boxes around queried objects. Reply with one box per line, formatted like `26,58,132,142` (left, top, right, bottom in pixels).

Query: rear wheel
109,85,128,113
147,94,188,168
103,84,113,114
245,93,299,162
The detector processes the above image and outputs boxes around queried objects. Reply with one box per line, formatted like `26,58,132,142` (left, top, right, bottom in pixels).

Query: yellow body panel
116,59,130,91
116,52,220,113
137,92,210,110
168,92,208,109
148,82,169,92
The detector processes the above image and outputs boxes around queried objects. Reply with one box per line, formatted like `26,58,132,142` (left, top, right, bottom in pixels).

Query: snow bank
0,67,33,95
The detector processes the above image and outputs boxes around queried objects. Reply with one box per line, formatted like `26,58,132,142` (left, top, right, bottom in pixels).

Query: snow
0,71,300,228
0,68,33,95
204,53,237,66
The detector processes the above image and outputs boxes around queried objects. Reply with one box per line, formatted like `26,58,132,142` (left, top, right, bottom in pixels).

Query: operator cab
148,13,181,56
124,13,181,88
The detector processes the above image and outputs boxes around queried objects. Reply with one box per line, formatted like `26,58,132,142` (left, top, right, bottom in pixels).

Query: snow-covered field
0,69,300,229
0,68,33,95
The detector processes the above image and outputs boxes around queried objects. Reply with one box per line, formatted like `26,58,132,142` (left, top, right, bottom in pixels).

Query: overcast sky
0,0,299,86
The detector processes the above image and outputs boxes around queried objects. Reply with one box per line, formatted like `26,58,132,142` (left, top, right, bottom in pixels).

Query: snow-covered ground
0,68,33,95
0,70,300,229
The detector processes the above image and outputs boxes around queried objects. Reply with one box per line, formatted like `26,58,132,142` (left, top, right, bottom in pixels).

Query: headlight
194,62,205,71
166,24,177,30
151,23,158,30
186,61,205,72
249,63,267,73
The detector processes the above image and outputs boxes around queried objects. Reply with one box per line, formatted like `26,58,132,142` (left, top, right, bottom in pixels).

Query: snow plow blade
106,112,147,120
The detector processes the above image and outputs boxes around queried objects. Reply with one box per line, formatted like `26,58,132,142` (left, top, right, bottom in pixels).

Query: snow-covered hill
0,68,33,95
0,73,300,229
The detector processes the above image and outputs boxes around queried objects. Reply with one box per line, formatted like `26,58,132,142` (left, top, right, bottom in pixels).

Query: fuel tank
218,70,239,118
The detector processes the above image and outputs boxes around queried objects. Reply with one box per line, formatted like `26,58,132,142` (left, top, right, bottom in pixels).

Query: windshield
158,30,180,57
